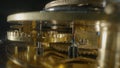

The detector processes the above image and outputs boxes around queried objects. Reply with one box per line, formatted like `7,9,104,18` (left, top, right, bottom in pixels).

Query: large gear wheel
50,43,98,59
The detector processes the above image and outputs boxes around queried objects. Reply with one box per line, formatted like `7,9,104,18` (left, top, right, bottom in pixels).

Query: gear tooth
7,30,30,42
49,43,98,62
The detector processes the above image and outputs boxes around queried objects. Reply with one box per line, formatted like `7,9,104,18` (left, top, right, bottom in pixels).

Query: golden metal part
6,60,23,68
7,21,38,42
6,19,100,68
6,2,104,67
7,11,106,22
74,20,100,48
6,60,97,68
50,43,98,56
6,42,97,68
42,31,71,43
7,30,31,42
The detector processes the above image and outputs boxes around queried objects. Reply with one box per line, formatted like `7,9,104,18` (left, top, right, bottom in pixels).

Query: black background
0,0,52,39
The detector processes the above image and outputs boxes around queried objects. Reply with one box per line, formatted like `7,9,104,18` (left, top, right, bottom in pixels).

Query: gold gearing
50,43,98,56
6,44,97,68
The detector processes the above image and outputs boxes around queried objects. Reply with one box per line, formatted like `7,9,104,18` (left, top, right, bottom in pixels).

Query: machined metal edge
45,0,103,9
7,11,106,23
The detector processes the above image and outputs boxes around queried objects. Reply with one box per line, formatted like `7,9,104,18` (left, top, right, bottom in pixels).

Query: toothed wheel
7,30,31,42
50,43,98,59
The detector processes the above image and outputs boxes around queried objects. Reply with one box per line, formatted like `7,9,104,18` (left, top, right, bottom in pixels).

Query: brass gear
50,43,98,58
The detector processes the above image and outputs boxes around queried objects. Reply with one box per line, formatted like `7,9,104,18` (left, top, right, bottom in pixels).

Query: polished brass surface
7,60,23,68
7,21,37,42
7,11,106,22
6,0,120,68
41,20,100,48
6,44,97,68
6,60,97,68
6,19,100,68
7,30,31,42
6,1,104,67
42,31,71,43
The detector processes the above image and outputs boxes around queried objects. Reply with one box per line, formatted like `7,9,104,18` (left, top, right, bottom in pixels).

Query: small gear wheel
7,30,31,42
50,43,98,59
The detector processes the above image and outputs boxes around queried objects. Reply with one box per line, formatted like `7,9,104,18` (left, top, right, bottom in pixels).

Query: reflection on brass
6,47,97,67
6,2,103,67
42,31,71,43
49,43,98,59
45,0,104,9
7,30,31,42
74,20,100,49
6,41,98,67
6,19,100,68
6,60,97,68
7,21,38,43
7,11,106,22
7,60,23,68
41,20,100,48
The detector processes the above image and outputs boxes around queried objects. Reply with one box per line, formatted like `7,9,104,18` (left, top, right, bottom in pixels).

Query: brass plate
7,11,106,22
